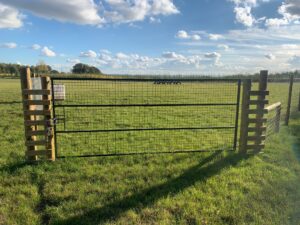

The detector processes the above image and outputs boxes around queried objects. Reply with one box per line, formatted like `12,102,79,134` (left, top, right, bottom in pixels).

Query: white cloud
230,0,270,27
66,58,80,64
288,55,300,68
0,3,23,28
151,0,179,15
265,53,276,60
234,6,256,27
0,0,179,27
209,34,224,40
282,0,300,17
1,42,17,48
31,44,40,50
191,34,201,41
162,51,185,60
231,0,258,7
204,52,222,66
41,46,56,57
176,30,189,39
265,1,300,27
176,30,201,41
102,0,179,24
100,49,111,54
99,53,112,61
204,52,221,59
218,44,230,51
149,16,161,23
116,52,130,59
265,18,289,27
0,0,103,25
80,50,97,58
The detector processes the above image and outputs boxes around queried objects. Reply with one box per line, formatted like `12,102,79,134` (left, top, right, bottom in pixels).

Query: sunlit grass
0,78,300,225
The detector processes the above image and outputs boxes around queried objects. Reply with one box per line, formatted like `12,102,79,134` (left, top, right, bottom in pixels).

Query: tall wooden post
41,77,55,161
20,67,55,161
20,67,37,161
239,79,251,153
254,71,268,149
285,74,294,126
298,91,300,112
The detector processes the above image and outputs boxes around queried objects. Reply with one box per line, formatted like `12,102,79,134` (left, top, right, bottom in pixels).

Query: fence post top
260,70,268,74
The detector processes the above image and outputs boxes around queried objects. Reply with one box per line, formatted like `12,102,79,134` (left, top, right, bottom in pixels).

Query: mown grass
0,78,300,225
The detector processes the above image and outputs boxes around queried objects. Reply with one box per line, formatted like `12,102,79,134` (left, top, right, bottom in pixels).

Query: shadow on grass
54,152,251,225
0,101,22,105
289,113,300,162
0,161,31,174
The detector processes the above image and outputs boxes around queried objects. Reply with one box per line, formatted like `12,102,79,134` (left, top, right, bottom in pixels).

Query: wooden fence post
298,91,300,112
20,67,37,161
254,71,268,150
41,77,55,161
239,79,251,153
239,71,269,153
20,67,55,161
285,74,294,126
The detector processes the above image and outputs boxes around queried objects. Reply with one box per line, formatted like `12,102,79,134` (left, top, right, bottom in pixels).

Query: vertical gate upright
51,77,241,158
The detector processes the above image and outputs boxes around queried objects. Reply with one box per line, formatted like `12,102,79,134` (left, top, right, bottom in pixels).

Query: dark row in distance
0,61,299,82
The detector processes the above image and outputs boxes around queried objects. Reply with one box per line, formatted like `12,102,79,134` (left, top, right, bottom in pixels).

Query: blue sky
0,0,300,75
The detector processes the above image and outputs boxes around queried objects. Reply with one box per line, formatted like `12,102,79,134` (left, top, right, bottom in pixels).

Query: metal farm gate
51,77,241,158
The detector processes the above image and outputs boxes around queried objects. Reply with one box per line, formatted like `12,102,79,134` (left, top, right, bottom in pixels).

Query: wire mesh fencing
51,78,241,157
267,78,300,120
265,102,281,137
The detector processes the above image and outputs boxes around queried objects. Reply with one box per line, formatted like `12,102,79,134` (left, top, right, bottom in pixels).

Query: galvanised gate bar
50,77,241,158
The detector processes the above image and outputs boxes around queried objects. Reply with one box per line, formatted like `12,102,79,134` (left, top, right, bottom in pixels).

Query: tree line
0,62,102,77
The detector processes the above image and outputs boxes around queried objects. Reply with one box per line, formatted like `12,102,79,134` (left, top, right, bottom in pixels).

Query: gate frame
50,77,242,158
20,69,270,161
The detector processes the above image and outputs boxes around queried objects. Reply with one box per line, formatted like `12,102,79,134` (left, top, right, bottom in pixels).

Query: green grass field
0,78,300,225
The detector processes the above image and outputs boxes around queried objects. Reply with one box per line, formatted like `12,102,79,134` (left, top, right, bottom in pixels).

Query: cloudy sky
0,0,300,75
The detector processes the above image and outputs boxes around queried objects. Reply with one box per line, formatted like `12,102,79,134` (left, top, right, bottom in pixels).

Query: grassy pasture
0,78,300,225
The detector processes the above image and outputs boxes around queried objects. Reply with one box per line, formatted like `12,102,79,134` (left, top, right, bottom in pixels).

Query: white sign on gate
53,84,65,100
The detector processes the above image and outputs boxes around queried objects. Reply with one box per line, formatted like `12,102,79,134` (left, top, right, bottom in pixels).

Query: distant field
0,78,300,225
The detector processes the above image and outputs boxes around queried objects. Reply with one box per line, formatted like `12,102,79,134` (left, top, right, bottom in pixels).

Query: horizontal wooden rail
248,127,267,132
24,110,51,116
246,144,265,150
25,120,48,126
248,118,267,123
26,140,48,146
26,150,52,157
23,89,51,95
248,109,268,114
26,130,47,136
24,100,51,105
249,91,269,96
247,135,266,141
265,102,281,112
249,100,269,105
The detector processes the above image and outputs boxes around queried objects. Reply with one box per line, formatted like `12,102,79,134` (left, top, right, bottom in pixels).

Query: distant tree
72,63,102,74
51,70,59,74
35,60,51,74
9,65,19,76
